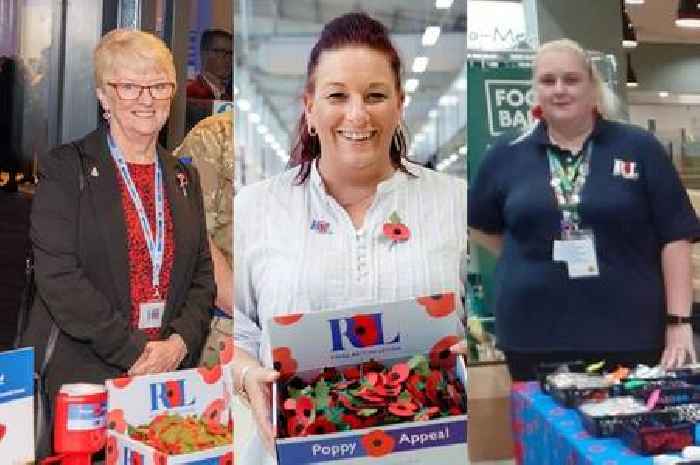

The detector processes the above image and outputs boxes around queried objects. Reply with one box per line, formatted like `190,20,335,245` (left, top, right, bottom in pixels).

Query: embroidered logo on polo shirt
612,159,639,180
310,219,332,234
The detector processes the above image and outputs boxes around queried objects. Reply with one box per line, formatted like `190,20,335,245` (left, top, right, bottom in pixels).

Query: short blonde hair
533,38,619,119
94,29,176,89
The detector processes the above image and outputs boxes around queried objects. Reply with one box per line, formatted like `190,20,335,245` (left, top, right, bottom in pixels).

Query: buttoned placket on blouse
309,162,402,303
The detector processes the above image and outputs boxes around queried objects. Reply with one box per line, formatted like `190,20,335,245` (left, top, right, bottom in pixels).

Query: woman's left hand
661,324,697,369
128,334,188,375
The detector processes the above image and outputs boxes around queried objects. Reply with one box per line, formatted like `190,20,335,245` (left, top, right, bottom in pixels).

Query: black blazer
21,127,214,400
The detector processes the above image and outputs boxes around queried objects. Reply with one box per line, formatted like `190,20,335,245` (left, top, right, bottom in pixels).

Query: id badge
138,300,165,329
552,229,599,279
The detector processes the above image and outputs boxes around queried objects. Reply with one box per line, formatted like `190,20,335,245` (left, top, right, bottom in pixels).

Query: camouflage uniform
174,111,233,367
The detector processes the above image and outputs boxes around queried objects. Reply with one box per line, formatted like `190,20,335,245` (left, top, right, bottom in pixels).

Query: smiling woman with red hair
232,12,468,465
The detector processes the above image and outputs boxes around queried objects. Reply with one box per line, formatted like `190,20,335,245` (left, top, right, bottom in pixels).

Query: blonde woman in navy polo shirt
469,39,700,381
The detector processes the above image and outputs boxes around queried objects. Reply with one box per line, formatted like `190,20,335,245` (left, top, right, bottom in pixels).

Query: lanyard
547,142,593,231
108,135,165,297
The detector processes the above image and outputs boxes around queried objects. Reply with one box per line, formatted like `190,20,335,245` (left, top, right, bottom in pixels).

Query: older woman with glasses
21,29,214,455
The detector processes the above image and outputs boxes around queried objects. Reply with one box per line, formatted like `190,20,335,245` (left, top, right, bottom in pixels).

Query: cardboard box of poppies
104,359,233,465
0,347,34,465
264,293,468,465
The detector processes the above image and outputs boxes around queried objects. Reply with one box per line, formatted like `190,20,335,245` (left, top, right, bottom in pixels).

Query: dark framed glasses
108,82,175,100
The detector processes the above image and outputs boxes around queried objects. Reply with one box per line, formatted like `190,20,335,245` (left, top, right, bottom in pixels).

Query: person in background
186,29,233,133
232,13,468,465
468,38,700,381
21,29,214,456
174,111,233,367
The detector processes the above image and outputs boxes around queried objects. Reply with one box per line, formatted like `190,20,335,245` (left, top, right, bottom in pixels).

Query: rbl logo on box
328,313,401,351
149,379,196,411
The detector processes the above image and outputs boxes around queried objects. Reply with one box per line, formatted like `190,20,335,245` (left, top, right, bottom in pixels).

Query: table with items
511,365,700,465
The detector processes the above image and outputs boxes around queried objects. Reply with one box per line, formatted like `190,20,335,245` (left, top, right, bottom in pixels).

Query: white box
0,347,34,465
106,366,232,465
264,294,468,464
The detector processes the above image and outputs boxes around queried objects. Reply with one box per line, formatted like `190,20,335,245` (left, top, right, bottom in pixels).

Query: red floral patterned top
116,162,175,340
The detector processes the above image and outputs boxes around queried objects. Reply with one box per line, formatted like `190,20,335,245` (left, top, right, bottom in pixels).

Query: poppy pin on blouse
383,211,410,246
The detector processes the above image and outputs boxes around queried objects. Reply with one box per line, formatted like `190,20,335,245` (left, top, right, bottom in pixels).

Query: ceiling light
236,99,251,112
436,0,454,8
405,79,420,93
257,125,268,135
455,78,466,91
626,54,639,88
458,145,467,155
412,56,429,73
428,109,438,119
658,91,670,98
622,9,637,49
439,95,459,106
264,134,274,144
676,0,700,28
422,26,441,46
625,0,644,4
248,113,261,124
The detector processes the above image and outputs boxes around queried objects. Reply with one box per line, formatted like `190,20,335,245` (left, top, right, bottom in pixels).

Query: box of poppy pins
0,347,34,465
263,293,468,465
104,340,234,465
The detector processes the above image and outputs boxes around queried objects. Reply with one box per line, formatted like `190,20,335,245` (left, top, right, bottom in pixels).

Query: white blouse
234,161,469,361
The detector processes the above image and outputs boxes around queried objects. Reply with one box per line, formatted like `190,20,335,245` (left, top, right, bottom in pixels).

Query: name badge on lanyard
548,143,599,279
107,135,166,327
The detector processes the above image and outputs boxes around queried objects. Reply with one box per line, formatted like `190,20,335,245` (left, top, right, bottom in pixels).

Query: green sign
484,80,535,136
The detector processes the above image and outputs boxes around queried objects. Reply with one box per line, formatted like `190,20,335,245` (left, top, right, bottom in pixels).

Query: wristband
666,314,693,325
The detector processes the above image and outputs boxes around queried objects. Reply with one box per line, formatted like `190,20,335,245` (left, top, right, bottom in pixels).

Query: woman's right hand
241,365,280,453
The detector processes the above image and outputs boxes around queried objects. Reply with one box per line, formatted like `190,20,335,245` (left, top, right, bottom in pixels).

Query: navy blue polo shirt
469,118,700,353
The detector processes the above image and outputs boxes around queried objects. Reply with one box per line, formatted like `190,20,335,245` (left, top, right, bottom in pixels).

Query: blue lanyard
108,135,165,297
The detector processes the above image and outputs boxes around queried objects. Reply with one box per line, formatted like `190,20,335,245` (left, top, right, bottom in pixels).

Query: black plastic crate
620,419,694,455
580,408,677,438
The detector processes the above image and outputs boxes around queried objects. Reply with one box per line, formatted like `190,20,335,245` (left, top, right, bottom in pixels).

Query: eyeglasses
108,82,175,100
206,48,233,58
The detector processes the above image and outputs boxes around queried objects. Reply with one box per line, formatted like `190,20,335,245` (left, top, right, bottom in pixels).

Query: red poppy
447,384,464,410
164,380,183,407
111,376,133,389
383,223,411,242
342,413,365,430
415,406,440,421
429,335,460,369
357,388,387,404
272,347,298,381
360,359,385,374
218,338,233,365
417,294,455,318
131,452,144,465
198,364,223,384
366,372,381,387
295,395,315,424
152,451,167,465
388,401,417,417
219,452,233,465
203,398,226,426
386,363,409,385
348,314,380,347
273,314,303,326
343,366,361,380
531,104,543,120
374,383,402,397
283,397,297,411
106,436,118,465
287,415,307,437
361,429,396,457
306,415,337,436
107,409,126,433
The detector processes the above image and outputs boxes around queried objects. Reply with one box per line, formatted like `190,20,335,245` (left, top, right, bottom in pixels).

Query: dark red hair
289,12,409,184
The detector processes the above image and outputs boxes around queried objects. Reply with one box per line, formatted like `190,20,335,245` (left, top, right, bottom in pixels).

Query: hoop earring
103,110,111,121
